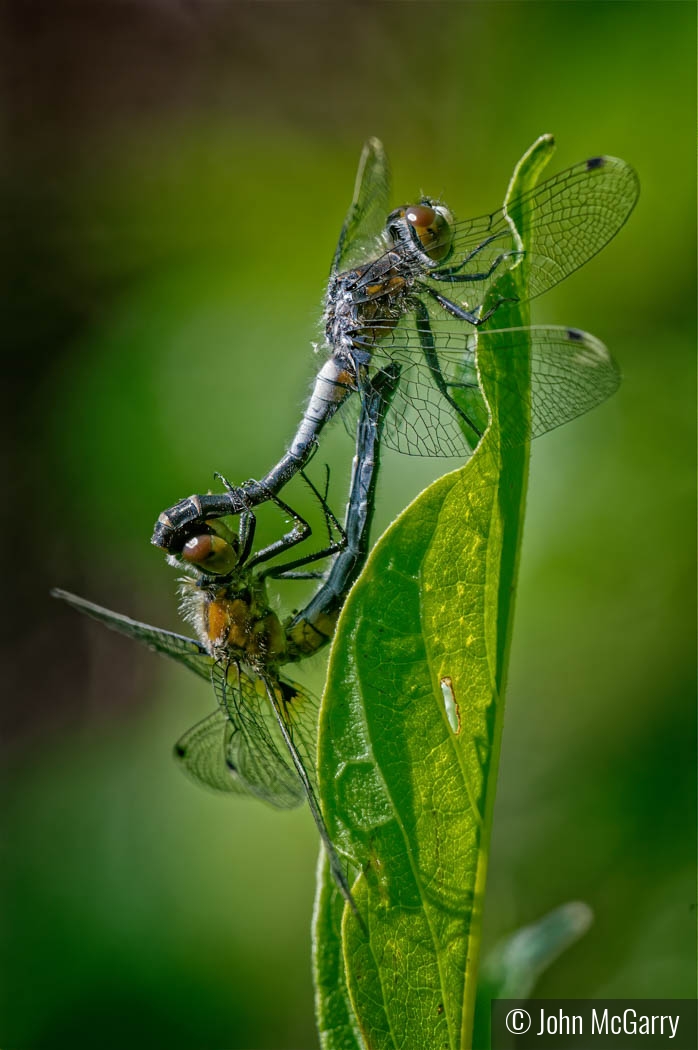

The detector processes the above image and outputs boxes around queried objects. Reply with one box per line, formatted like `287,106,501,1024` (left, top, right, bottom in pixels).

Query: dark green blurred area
2,2,695,1048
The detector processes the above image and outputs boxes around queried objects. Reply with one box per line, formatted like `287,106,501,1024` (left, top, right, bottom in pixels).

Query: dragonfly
53,366,400,920
152,137,639,552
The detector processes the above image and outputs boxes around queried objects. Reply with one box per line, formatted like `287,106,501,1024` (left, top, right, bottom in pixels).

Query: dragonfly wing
365,322,618,456
377,357,485,458
269,675,319,789
507,156,639,299
478,325,621,444
52,588,212,680
420,155,639,316
174,709,248,795
210,660,316,809
331,138,391,275
366,312,487,457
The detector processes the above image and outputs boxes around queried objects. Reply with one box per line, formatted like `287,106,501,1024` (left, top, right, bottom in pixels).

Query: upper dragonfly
54,366,400,921
153,137,638,551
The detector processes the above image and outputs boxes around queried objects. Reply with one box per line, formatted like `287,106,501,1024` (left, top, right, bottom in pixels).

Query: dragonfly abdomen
257,357,356,494
286,363,400,660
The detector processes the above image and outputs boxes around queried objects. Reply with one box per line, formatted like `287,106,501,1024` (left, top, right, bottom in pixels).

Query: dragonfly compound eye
405,202,453,262
181,534,239,575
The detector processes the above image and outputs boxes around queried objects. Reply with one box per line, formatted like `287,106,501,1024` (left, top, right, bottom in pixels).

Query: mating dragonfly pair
55,137,638,915
56,370,398,914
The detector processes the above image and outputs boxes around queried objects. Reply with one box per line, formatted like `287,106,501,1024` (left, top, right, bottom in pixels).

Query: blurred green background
2,2,695,1047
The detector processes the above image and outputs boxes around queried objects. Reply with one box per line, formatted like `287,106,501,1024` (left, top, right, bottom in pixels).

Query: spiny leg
152,443,324,554
300,464,345,548
420,284,518,327
438,232,501,273
260,544,343,582
236,509,257,566
260,470,348,581
241,490,314,572
430,232,522,283
267,570,326,581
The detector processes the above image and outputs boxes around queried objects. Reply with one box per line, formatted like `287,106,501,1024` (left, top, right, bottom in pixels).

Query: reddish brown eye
404,202,453,262
182,534,238,574
406,204,437,228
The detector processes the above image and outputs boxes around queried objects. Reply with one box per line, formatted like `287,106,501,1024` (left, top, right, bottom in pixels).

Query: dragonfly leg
206,473,260,564
260,540,345,581
430,248,523,284
259,473,347,581
422,286,518,326
236,510,257,565
413,297,483,441
268,570,326,581
243,492,313,571
151,449,322,554
205,473,313,571
300,465,346,548
424,232,500,278
427,232,499,277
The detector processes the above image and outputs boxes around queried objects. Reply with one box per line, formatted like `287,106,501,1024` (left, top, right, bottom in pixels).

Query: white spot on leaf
440,676,461,735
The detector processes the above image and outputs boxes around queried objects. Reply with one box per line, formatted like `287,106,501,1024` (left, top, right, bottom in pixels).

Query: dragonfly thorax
324,201,453,358
325,256,411,358
180,575,287,669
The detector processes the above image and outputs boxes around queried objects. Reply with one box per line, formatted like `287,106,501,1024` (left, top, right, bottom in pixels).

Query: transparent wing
331,137,391,275
52,588,212,680
53,591,322,810
204,658,319,809
416,155,639,314
174,709,249,795
479,325,621,446
367,322,620,458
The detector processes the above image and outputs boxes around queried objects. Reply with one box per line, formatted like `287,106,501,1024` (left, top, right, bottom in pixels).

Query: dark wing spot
280,680,300,704
175,743,186,757
586,156,605,170
566,327,584,341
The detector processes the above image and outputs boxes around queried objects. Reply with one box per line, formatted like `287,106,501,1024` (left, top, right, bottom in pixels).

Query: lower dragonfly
152,136,638,552
53,365,400,921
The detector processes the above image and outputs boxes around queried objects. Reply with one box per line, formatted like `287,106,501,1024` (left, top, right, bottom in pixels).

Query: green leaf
313,850,367,1050
313,135,555,1050
472,901,593,1049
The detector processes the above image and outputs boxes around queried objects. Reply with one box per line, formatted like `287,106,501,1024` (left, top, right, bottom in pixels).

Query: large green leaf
313,136,555,1050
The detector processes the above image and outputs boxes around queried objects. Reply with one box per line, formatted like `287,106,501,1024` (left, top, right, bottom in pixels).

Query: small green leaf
472,902,593,1049
314,136,555,1050
480,901,593,1002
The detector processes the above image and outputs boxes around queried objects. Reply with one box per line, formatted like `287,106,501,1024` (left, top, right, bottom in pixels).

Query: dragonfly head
386,199,454,264
181,533,240,576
